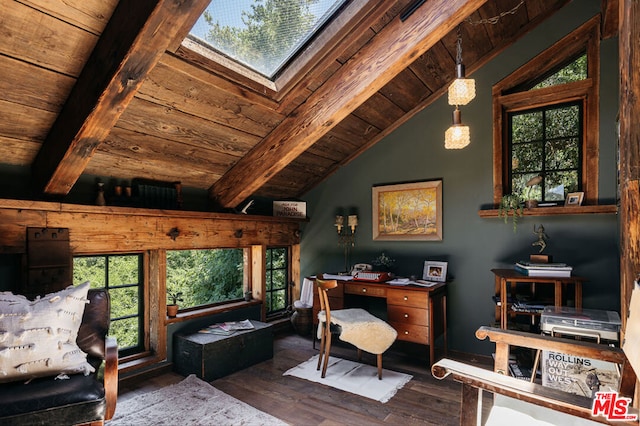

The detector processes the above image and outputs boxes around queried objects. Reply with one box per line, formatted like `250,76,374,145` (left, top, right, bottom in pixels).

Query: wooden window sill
478,204,617,218
165,299,262,324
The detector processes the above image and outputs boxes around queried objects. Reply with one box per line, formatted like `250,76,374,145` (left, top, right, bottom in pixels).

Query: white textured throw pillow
0,281,95,383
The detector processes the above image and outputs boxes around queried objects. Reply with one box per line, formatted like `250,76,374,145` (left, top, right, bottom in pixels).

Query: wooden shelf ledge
478,204,617,218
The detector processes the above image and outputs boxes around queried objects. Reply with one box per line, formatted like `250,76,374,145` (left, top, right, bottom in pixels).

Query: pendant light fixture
442,2,525,149
445,25,473,149
447,26,475,106
444,107,470,149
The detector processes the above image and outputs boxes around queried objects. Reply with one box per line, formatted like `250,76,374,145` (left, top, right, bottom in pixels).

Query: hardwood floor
117,331,494,425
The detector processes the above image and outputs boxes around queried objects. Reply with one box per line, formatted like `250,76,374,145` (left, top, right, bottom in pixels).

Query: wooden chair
315,277,397,380
431,286,640,426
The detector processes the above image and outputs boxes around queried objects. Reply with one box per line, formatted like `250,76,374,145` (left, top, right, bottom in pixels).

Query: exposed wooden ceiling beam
210,0,488,208
31,0,209,196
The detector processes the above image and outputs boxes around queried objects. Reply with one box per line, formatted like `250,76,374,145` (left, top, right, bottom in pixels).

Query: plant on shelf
372,252,395,272
167,289,183,318
498,193,524,233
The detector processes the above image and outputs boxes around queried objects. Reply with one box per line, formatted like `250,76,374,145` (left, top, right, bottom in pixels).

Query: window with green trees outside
503,53,589,204
166,248,244,310
73,254,143,357
266,247,289,316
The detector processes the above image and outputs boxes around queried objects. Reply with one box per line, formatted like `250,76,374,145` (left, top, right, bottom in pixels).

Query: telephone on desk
350,263,372,275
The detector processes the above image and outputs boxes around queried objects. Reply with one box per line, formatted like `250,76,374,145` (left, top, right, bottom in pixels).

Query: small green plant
498,194,524,233
372,252,395,271
167,289,183,305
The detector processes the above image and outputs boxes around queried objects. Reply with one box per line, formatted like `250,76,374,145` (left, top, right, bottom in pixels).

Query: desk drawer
387,289,428,308
391,322,429,344
344,283,386,297
388,305,428,326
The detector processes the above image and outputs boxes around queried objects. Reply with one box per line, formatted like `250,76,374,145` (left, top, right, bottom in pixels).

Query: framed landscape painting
372,180,442,241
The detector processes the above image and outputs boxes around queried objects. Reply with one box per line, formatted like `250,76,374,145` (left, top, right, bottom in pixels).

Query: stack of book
514,261,573,277
511,299,547,314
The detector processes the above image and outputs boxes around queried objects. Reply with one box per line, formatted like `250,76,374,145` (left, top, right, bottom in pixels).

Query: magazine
198,319,255,335
198,324,234,335
220,319,255,331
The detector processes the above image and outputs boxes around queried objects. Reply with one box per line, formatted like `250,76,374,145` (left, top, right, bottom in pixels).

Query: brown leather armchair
0,289,118,426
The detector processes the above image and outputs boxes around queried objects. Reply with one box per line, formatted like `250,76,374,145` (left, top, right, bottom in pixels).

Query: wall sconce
335,213,357,273
444,107,470,149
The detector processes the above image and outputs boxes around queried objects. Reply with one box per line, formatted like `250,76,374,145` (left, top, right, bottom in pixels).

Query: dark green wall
300,0,620,356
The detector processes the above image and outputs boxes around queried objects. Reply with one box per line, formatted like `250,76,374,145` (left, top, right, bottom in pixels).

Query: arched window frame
492,16,601,205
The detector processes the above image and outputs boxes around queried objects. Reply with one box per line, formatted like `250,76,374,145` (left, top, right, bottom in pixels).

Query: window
73,254,144,357
508,101,583,203
492,17,600,206
265,247,289,317
166,248,244,310
187,0,348,80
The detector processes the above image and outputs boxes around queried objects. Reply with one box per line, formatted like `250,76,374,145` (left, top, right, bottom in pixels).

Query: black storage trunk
174,320,273,381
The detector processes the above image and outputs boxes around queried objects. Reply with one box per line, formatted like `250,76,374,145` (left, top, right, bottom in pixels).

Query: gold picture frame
372,180,442,241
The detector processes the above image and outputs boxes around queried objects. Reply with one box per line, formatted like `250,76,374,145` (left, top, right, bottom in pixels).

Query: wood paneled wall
0,199,301,255
0,198,302,372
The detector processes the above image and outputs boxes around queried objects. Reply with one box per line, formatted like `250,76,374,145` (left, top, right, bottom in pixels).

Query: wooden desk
492,268,585,330
311,279,447,366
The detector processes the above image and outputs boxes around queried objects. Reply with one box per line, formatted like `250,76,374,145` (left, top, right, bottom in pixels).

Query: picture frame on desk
372,179,442,241
423,261,447,282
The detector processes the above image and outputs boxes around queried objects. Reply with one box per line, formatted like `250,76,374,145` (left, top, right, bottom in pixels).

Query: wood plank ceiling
0,0,617,209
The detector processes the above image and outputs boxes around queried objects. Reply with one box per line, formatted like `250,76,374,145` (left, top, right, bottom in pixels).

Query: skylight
188,0,348,80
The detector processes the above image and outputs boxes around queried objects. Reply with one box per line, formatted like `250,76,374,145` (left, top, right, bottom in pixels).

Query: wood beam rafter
209,0,489,208
602,0,620,39
618,0,640,330
31,0,209,196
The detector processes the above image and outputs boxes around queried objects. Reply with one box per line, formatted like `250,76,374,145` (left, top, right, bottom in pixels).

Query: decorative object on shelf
372,252,395,272
524,175,543,208
531,224,548,253
95,181,106,206
236,199,254,214
335,212,357,273
273,200,305,218
498,193,523,233
423,261,448,282
565,191,584,206
372,180,442,241
167,289,183,317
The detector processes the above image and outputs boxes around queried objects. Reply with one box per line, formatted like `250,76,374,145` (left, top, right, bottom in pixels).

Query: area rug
109,374,288,425
283,355,412,403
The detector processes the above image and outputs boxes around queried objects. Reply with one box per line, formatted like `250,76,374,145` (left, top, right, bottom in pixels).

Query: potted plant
498,193,524,233
372,252,396,273
167,289,183,317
